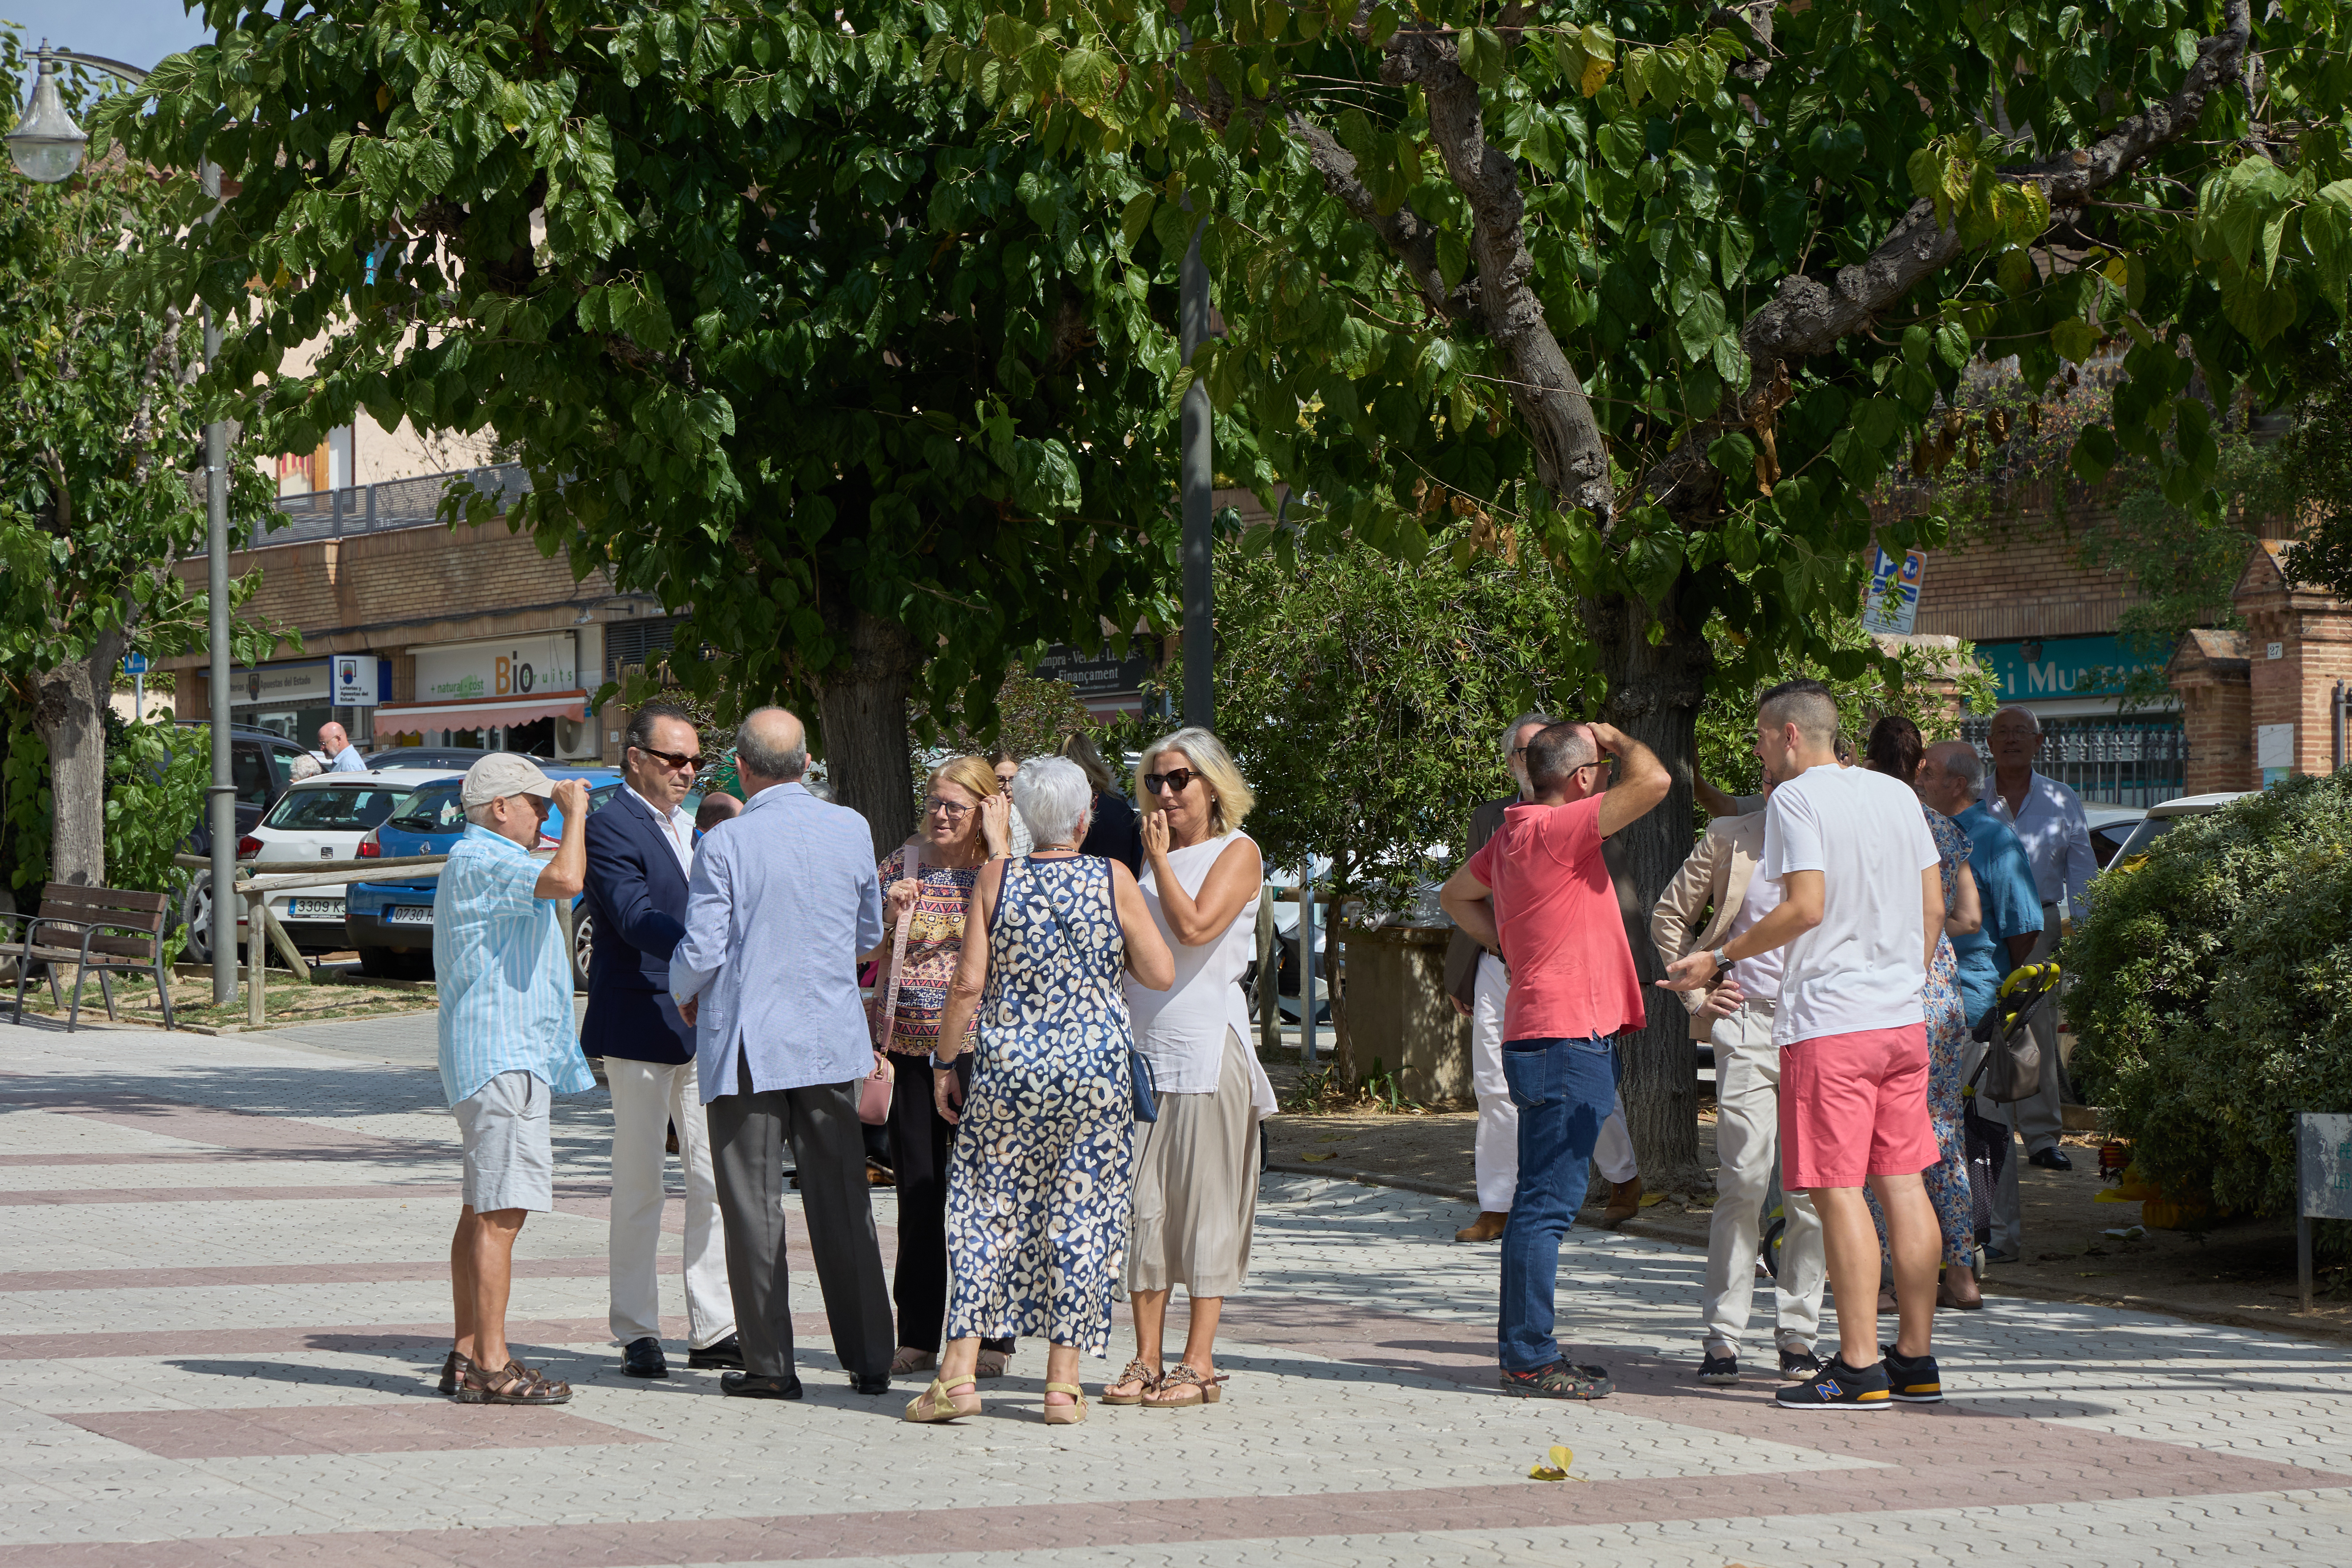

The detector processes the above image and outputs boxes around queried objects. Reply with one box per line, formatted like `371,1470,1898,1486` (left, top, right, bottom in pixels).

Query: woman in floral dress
905,757,1173,1425
1863,718,1985,1308
867,755,1011,1378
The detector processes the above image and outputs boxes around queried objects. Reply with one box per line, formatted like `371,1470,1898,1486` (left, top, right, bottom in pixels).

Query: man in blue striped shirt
433,754,592,1406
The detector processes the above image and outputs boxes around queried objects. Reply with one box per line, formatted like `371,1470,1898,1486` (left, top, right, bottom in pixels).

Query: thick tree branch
1383,29,1614,520
1648,9,2252,518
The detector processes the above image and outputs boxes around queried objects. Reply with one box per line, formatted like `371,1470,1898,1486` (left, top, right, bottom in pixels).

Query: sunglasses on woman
1143,768,1200,796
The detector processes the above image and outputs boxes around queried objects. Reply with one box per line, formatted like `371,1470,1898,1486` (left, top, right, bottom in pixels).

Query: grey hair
1499,710,1557,761
625,699,696,755
1941,743,1987,792
1011,755,1093,846
1992,704,2043,734
734,706,807,780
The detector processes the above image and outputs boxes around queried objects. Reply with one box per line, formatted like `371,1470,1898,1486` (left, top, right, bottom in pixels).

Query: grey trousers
706,1058,893,1382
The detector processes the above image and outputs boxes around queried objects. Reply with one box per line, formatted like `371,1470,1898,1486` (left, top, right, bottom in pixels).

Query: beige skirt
1127,1027,1260,1297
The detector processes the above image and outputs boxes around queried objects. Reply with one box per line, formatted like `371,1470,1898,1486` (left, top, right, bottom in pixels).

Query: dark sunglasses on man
633,744,704,772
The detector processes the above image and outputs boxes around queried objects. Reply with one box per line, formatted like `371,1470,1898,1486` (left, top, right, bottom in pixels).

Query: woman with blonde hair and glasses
1105,726,1278,1410
864,755,1015,1379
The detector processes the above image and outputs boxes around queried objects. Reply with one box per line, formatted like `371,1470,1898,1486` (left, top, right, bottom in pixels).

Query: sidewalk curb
1266,1161,2352,1344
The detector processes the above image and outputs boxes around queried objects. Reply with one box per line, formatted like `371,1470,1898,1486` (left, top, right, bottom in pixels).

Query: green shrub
2068,773,2352,1256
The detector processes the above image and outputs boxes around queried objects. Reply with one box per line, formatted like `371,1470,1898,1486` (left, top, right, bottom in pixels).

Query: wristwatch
929,1053,961,1070
1710,946,1731,974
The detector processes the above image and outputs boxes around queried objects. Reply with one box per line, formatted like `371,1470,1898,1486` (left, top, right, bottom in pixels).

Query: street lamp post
10,41,240,1006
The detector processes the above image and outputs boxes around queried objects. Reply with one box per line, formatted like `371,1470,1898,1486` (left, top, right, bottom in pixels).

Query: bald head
735,707,808,792
318,722,349,755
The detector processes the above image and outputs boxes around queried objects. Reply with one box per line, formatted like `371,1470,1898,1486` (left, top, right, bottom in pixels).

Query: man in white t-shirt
1661,680,1946,1412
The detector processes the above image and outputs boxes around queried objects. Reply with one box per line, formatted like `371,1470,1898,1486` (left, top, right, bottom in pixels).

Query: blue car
344,766,661,985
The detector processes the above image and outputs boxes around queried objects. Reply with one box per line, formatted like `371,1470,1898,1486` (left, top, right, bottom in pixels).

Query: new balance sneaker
1777,1344,1823,1379
1773,1355,1893,1410
1500,1359,1614,1399
1698,1351,1740,1384
1881,1346,1944,1404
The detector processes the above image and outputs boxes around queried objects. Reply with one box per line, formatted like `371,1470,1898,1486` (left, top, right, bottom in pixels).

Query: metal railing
192,463,533,554
1961,715,2187,807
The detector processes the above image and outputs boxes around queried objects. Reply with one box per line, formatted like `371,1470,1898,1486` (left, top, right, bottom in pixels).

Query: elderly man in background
1651,780,1827,1385
1921,740,2045,1274
672,707,894,1401
1978,706,2096,1193
433,755,592,1405
1443,713,1645,1244
318,720,366,772
695,790,742,837
584,701,738,1380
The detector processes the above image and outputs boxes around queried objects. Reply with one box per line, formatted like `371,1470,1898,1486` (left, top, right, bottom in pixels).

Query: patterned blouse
875,844,982,1057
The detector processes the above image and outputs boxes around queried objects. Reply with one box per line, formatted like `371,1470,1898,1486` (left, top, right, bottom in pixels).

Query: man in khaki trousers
1652,790,1826,1383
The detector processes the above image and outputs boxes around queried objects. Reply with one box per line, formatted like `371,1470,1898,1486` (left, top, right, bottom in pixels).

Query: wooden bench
4,884,176,1032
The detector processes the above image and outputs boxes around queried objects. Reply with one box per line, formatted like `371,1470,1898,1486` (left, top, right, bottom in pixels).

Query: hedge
2068,772,2352,1258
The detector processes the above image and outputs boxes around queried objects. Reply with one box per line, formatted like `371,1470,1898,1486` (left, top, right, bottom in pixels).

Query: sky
5,1,213,91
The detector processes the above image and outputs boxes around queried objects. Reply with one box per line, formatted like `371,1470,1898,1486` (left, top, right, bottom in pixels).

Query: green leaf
1597,117,1641,176
1707,430,1756,479
1120,192,1157,250
2070,423,2119,484
1436,228,1469,294
1934,320,1971,371
1717,222,1754,286
1675,292,1726,365
2219,266,2298,346
1464,27,1509,88
2050,318,2103,363
1625,532,1684,606
2304,183,2352,314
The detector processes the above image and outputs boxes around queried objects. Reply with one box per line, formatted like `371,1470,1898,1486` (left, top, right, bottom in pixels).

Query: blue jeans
1497,1034,1617,1371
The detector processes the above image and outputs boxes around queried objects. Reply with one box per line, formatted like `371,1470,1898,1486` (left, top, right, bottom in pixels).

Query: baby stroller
1962,961,2062,1246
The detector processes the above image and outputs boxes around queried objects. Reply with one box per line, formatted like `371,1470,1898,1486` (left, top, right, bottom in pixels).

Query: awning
371,690,591,738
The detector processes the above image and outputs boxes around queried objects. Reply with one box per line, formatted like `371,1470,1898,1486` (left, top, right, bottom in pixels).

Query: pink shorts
1777,1024,1938,1191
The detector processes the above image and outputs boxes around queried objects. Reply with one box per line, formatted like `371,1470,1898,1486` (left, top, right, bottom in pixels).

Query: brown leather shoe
1601,1177,1644,1228
1455,1210,1509,1243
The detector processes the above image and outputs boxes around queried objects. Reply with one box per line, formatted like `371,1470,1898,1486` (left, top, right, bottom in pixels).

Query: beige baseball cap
460,753,557,810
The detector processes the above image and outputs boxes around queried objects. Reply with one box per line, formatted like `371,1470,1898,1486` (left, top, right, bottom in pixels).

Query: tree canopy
100,0,1188,850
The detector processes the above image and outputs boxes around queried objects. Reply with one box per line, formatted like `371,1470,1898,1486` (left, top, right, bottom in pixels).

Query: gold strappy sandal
1101,1359,1160,1406
902,1375,981,1423
1141,1363,1226,1409
1042,1381,1088,1425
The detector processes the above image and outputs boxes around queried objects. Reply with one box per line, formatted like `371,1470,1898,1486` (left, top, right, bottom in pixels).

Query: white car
2083,804,2148,868
2105,791,2256,865
235,768,459,954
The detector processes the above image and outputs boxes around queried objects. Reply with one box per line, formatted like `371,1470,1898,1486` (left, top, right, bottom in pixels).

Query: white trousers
607,1055,735,1348
1470,954,1637,1214
1700,1004,1824,1356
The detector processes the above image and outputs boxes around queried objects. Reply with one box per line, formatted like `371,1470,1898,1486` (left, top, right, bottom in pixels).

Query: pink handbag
858,839,923,1125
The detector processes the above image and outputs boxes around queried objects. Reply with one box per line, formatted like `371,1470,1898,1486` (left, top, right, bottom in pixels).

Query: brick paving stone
5,1023,2352,1565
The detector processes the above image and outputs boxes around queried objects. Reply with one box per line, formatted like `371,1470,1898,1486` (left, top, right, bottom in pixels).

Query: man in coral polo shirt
1662,680,1948,1412
1440,720,1670,1399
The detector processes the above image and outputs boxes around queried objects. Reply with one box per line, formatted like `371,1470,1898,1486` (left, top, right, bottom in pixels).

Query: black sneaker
1778,1344,1823,1379
1773,1355,1893,1410
1881,1346,1943,1404
1698,1351,1740,1384
1499,1359,1613,1399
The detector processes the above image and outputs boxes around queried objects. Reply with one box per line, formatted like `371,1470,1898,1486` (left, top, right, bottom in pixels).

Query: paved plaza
4,1016,2351,1567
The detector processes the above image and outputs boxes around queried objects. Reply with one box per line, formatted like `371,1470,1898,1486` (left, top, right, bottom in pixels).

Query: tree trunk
34,634,121,889
1586,583,1715,1201
814,609,917,860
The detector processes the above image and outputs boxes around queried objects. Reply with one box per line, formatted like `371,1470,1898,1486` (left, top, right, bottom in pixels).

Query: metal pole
2298,1115,2315,1313
201,160,237,1007
1179,219,1213,730
1255,886,1278,1055
1299,861,1317,1068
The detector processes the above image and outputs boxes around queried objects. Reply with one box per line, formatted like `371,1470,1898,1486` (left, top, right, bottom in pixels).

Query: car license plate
389,906,434,926
291,898,345,919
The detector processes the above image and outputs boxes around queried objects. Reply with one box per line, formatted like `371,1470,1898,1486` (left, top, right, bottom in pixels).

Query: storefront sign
1977,634,2171,702
1033,641,1156,699
2259,722,2294,788
413,633,578,703
331,657,391,706
221,660,334,709
1861,547,1926,635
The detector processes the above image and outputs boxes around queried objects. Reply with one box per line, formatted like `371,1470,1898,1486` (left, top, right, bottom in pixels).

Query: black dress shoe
721,1371,803,1400
686,1334,744,1370
621,1336,669,1378
851,1373,891,1396
2029,1146,2074,1171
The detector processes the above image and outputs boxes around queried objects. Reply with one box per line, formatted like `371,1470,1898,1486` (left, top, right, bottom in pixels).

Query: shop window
504,717,556,757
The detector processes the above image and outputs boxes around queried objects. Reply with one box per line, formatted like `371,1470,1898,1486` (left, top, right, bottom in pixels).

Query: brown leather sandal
1141,1363,1226,1409
456,1359,573,1405
1101,1359,1161,1406
437,1351,476,1396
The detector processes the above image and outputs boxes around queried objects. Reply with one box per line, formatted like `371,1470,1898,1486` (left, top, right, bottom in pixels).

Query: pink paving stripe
62,1402,658,1458
0,1093,449,1160
0,1242,830,1294
1,1185,457,1207
0,1314,831,1360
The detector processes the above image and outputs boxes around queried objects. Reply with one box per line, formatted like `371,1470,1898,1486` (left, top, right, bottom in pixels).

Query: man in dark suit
1443,713,1643,1243
584,701,739,1378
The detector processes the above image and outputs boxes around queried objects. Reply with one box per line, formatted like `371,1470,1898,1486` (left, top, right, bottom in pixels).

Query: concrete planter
1335,920,1471,1107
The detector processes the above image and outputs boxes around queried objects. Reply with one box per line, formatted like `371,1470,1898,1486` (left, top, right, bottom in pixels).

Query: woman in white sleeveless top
1107,727,1279,1410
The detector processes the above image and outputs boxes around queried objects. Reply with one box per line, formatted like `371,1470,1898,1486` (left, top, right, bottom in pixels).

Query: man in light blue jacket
672,706,892,1401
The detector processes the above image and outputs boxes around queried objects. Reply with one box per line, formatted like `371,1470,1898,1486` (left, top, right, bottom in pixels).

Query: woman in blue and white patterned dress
905,756,1174,1425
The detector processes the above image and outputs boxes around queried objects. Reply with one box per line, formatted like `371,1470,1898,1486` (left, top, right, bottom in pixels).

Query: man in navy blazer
583,701,738,1378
